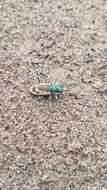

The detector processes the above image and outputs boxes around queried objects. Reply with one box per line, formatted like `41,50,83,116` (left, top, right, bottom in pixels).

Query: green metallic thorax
48,84,64,93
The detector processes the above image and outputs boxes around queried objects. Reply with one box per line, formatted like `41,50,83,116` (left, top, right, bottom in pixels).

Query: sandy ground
0,0,107,189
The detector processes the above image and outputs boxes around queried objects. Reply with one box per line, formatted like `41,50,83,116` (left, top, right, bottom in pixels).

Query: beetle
30,78,64,99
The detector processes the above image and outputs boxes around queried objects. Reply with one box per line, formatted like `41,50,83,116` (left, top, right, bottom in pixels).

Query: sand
0,0,107,189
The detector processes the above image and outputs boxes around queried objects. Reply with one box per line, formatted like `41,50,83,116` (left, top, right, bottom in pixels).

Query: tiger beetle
30,77,64,100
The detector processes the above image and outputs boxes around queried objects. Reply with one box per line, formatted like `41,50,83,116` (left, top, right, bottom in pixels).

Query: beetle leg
38,95,40,102
55,94,58,99
51,94,56,103
49,94,52,100
44,95,48,104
